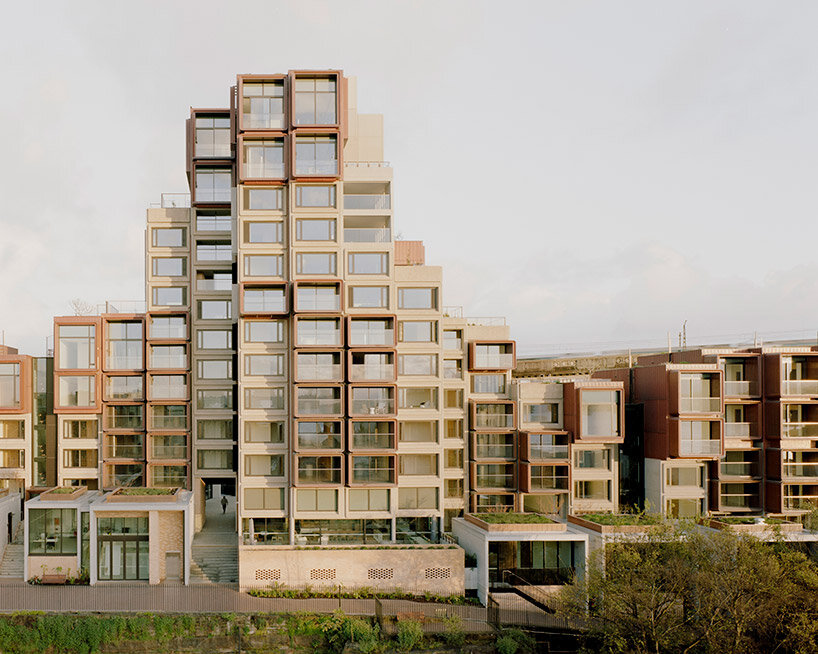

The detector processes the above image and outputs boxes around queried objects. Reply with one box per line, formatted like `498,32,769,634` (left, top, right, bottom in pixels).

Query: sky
0,0,816,357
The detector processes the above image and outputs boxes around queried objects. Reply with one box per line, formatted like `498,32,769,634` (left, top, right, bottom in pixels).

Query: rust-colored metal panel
764,481,782,513
394,240,425,266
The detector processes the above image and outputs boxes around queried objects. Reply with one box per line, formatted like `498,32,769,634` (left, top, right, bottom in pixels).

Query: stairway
0,525,24,579
190,533,238,584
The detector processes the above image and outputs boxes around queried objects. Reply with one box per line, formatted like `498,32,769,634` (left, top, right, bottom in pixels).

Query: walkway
0,523,23,578
190,495,238,584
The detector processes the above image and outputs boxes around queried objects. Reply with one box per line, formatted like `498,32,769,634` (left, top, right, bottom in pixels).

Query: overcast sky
1,1,816,357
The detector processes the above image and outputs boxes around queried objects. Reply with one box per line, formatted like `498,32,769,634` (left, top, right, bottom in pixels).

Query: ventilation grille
255,569,281,581
310,568,337,580
367,567,394,580
424,567,451,580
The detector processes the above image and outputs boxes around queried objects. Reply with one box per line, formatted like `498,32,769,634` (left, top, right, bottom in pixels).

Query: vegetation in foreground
472,512,555,524
248,582,480,604
559,521,818,653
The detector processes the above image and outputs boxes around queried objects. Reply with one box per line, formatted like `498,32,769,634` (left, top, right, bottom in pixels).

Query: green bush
440,614,465,648
396,619,423,651
496,634,519,654
348,617,380,653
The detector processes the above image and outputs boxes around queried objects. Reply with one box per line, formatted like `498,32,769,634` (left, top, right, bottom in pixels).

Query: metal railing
679,397,721,413
442,306,463,318
783,463,818,478
720,462,757,477
344,161,391,168
343,228,391,243
148,193,190,209
467,317,507,327
196,279,232,292
344,194,391,210
97,300,147,315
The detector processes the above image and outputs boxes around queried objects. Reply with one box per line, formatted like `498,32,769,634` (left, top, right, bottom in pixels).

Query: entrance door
98,537,149,580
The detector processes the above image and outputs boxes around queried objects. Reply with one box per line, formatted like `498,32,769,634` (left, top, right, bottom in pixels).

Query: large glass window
197,329,232,350
243,139,285,178
151,257,186,277
197,359,232,380
296,489,338,512
59,324,96,369
398,387,438,410
399,321,437,343
198,300,231,320
295,135,338,176
350,387,394,415
243,186,284,211
297,456,342,484
195,168,231,203
106,405,143,430
28,509,78,555
398,454,438,476
152,227,185,248
398,354,437,376
526,403,559,424
148,316,186,339
349,286,388,309
296,319,341,346
149,345,187,369
348,252,387,275
198,419,234,440
398,288,436,310
294,76,337,125
296,218,336,241
244,353,285,377
152,287,186,307
149,375,187,400
398,487,438,509
198,450,235,470
472,374,506,394
296,252,336,275
58,376,96,407
197,389,233,410
295,185,336,207
244,421,284,443
63,420,96,439
0,364,20,408
244,387,285,410
150,405,187,430
244,454,284,476
297,421,342,450
244,254,283,277
97,517,149,581
106,322,143,369
243,221,283,244
64,449,97,468
242,80,284,129
105,376,143,401
244,320,285,343
244,489,286,511
296,284,340,312
195,115,230,157
581,390,621,438
349,489,390,512
244,288,286,313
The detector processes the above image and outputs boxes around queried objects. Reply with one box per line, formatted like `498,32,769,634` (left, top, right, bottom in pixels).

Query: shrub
348,617,380,653
396,619,424,651
496,634,519,654
464,552,478,567
440,614,465,648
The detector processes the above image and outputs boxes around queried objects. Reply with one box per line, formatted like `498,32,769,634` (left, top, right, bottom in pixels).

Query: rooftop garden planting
472,513,555,524
579,512,663,526
117,487,177,496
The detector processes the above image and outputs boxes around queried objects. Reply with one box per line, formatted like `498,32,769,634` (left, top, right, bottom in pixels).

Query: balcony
197,279,232,292
350,467,394,484
297,467,342,485
783,464,818,478
297,364,342,382
349,328,394,347
297,295,340,312
350,364,393,381
150,354,188,369
783,380,818,396
720,462,756,477
724,422,756,439
351,432,394,450
782,422,818,438
724,380,758,397
245,163,285,179
152,445,188,459
149,383,187,400
679,397,721,413
196,215,231,232
530,475,569,491
720,493,760,509
473,353,514,369
530,444,570,460
474,474,514,489
351,399,395,415
297,399,343,415
679,439,721,456
107,355,142,369
244,293,286,314
344,194,390,210
344,228,391,243
475,444,514,459
474,414,515,430
105,445,143,459
784,496,818,510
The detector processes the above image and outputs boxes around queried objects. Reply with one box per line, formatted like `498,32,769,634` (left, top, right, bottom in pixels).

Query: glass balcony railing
724,422,756,439
783,464,818,478
297,365,342,381
720,494,759,508
351,468,394,483
149,324,186,339
350,364,393,381
784,496,818,510
245,163,285,178
105,446,143,459
724,380,758,397
297,296,341,311
197,279,232,292
351,399,394,415
474,414,514,429
679,397,721,413
150,385,188,400
297,468,342,484
297,399,342,415
245,297,286,313
679,439,721,456
297,434,342,450
151,417,187,430
195,143,231,158
530,476,569,491
295,160,338,176
344,194,391,210
783,423,818,438
720,462,756,477
243,113,285,130
530,445,570,460
475,475,514,489
349,328,394,347
351,433,394,449
152,445,188,459
783,380,818,396
150,355,188,369
153,472,187,487
474,354,514,369
344,228,391,243
196,216,232,232
107,355,142,369
474,445,514,459
296,332,342,347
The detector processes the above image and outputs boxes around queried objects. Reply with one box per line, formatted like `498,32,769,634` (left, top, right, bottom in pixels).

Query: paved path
191,496,238,584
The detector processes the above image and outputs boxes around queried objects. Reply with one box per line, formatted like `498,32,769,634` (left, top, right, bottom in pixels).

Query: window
398,287,437,309
574,480,611,501
350,387,393,415
444,388,463,408
295,134,338,176
349,318,393,346
0,364,20,408
351,455,393,483
296,319,341,346
294,76,337,125
151,435,185,460
108,433,143,459
526,403,559,424
297,455,342,484
152,465,187,487
198,419,234,440
149,316,186,339
58,324,95,369
399,421,438,443
152,227,185,247
244,288,286,313
195,168,231,203
198,450,235,470
196,241,231,261
153,287,186,307
398,354,437,376
399,387,438,409
244,387,285,410
244,254,283,276
149,345,187,368
196,211,231,231
194,115,230,157
152,257,186,277
296,352,341,381
244,353,285,376
197,329,232,350
666,466,703,487
398,487,438,510
244,320,285,343
351,421,394,449
581,390,621,438
295,184,336,207
350,352,393,381
243,488,286,511
445,479,464,498
296,252,336,275
296,284,340,312
64,449,97,468
243,139,284,178
348,252,387,275
106,405,143,430
475,463,514,488
58,376,95,407
198,300,231,320
444,419,463,439
243,186,283,211
296,218,336,241
105,376,143,401
296,488,338,512
399,321,437,343
349,286,388,309
107,322,143,369
349,488,390,512
297,387,342,415
243,221,283,244
244,421,285,443
197,270,232,293
443,330,462,350
28,509,77,555
197,360,232,380
575,449,611,470
63,420,96,439
297,421,342,449
242,80,284,129
398,454,438,476
443,359,462,380
150,405,187,430
472,374,506,394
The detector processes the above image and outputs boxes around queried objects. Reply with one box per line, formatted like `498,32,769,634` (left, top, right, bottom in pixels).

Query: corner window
295,135,338,176
242,80,284,129
0,364,20,408
58,324,96,369
195,168,231,203
243,139,285,179
294,76,337,125
194,115,230,158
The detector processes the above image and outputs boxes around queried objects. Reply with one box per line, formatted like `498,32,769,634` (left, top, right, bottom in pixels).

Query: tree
69,298,95,316
560,522,818,653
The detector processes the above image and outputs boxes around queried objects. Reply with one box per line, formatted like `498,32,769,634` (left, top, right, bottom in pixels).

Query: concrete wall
0,491,21,561
28,555,79,578
239,546,464,595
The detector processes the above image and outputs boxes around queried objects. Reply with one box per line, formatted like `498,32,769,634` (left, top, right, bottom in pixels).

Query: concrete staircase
189,498,238,585
0,525,24,579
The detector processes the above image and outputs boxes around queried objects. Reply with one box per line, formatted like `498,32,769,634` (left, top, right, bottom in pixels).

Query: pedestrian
221,495,228,514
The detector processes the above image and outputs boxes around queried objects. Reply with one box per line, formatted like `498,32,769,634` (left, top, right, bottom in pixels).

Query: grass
117,487,176,496
46,487,80,494
472,512,555,524
578,512,663,526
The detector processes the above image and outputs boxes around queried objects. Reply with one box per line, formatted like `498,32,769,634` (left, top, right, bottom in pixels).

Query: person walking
221,495,228,514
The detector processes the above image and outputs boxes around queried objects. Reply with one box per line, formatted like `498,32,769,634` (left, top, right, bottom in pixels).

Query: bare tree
69,298,95,316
